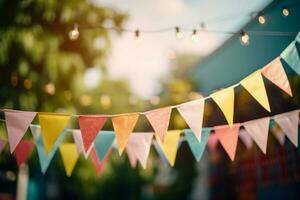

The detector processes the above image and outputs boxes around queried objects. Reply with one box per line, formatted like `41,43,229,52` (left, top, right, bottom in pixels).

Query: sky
88,0,272,99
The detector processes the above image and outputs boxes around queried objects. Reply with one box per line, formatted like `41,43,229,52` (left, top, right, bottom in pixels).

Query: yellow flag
210,87,235,127
156,130,181,167
59,143,78,177
240,70,271,112
112,113,139,155
38,113,71,154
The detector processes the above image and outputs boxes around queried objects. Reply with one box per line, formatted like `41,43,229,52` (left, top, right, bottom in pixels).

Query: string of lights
65,6,298,46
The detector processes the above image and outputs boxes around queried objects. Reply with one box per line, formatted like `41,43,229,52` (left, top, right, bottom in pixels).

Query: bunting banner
14,140,34,167
112,113,139,155
78,115,107,152
281,39,300,75
183,128,211,162
145,107,172,142
210,87,235,127
214,124,240,161
177,99,205,142
90,147,111,176
38,113,71,154
59,143,79,177
4,109,36,153
72,129,93,158
240,70,271,112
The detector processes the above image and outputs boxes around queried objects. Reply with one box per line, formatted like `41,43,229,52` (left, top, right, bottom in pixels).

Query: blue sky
88,0,272,98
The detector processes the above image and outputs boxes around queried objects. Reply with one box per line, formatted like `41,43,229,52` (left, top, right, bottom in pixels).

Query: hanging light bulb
282,7,289,17
135,29,141,43
191,29,199,42
175,26,183,39
239,30,250,46
258,14,266,24
69,24,80,40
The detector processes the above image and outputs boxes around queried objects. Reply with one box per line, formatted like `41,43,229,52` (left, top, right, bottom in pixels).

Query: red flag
15,140,34,166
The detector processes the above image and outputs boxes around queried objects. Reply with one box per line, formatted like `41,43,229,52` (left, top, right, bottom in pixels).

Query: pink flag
90,147,111,176
14,140,34,166
78,115,107,152
0,139,7,155
126,132,154,169
177,99,205,142
72,129,94,159
261,57,293,96
239,129,253,149
274,110,299,147
4,110,36,153
145,107,172,142
243,117,270,154
214,124,240,161
207,133,219,152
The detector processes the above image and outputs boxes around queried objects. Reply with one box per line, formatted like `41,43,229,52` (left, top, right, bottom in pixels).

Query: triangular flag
30,125,67,174
207,133,219,152
112,113,139,155
214,124,240,161
126,132,154,169
275,110,299,147
239,129,253,149
4,110,36,153
145,107,172,142
14,140,34,167
72,129,94,159
240,70,270,112
281,41,300,75
38,113,71,154
270,122,285,146
177,99,205,142
210,87,235,127
155,130,181,166
59,143,79,177
153,140,170,167
78,115,107,152
90,147,111,176
261,57,292,96
0,139,7,155
183,128,211,162
243,117,270,154
94,131,115,160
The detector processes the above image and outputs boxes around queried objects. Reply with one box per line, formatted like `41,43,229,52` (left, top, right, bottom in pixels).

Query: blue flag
94,131,115,160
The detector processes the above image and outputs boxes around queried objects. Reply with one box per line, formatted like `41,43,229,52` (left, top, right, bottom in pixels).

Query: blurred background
0,0,300,199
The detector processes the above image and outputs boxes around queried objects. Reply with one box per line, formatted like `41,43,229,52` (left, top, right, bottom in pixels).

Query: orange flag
112,113,139,155
214,124,240,161
144,107,172,142
261,57,292,96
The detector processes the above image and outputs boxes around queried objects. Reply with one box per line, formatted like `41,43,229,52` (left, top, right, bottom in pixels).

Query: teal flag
30,125,67,174
94,131,115,160
281,39,300,75
184,128,211,162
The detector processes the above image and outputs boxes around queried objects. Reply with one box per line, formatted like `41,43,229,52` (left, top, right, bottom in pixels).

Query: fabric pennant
214,124,240,161
274,110,299,147
30,125,67,174
112,113,139,155
240,70,271,112
177,99,205,142
210,87,235,127
4,110,37,153
207,133,219,152
145,107,172,142
261,57,292,96
72,129,94,159
0,139,7,155
94,131,115,160
78,115,107,152
90,147,111,176
239,129,253,149
281,41,300,75
126,132,154,169
14,140,34,167
59,143,79,177
155,130,181,167
38,113,71,154
243,117,270,154
183,128,211,162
